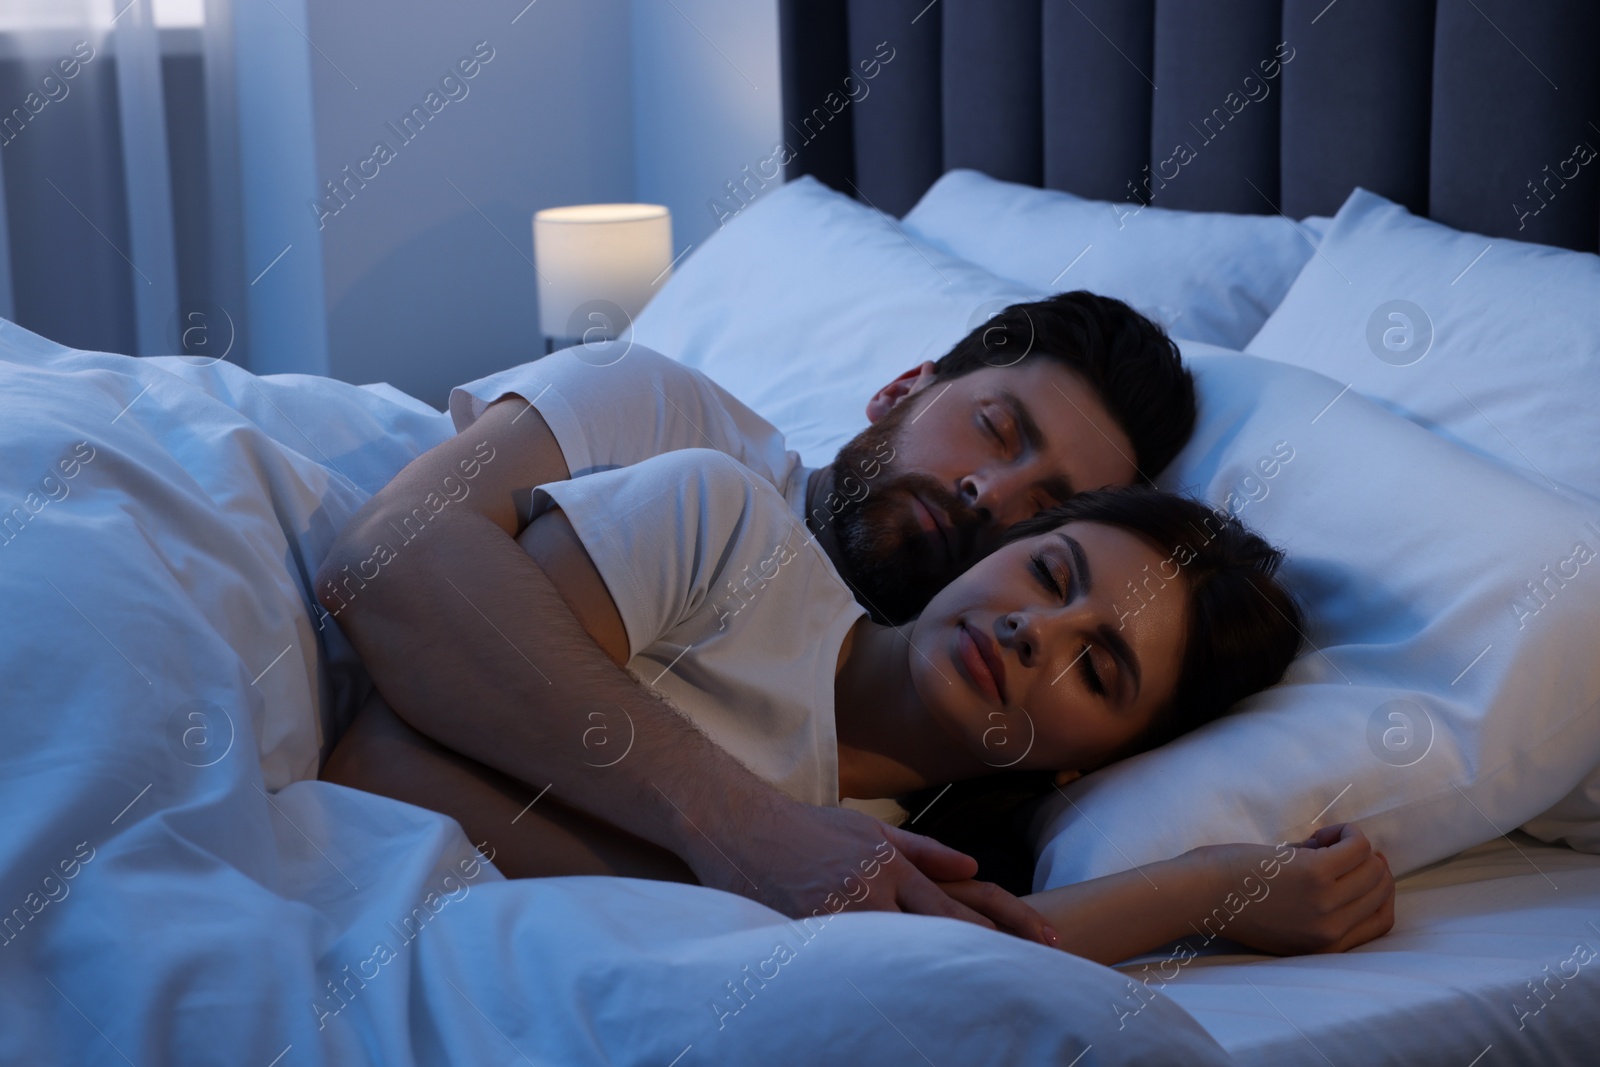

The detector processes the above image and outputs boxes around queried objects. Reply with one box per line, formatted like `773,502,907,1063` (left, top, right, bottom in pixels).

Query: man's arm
314,396,1036,934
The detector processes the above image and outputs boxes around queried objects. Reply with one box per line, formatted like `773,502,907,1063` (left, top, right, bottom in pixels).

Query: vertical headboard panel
941,0,1044,187
1279,0,1435,219
778,0,1600,252
778,0,856,195
846,0,943,216
1430,0,1600,251
1147,0,1284,214
1041,0,1155,200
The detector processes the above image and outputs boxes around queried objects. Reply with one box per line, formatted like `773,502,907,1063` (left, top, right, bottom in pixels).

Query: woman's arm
1024,823,1395,966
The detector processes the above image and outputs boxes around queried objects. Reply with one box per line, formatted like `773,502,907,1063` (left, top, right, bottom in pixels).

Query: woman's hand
1192,822,1395,956
935,879,1060,948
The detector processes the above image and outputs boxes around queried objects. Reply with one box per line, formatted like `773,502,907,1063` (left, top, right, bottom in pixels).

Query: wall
0,31,137,354
308,0,637,410
309,0,781,411
0,1,783,408
630,0,782,257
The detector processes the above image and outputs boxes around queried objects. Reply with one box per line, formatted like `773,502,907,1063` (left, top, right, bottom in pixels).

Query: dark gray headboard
778,0,1600,252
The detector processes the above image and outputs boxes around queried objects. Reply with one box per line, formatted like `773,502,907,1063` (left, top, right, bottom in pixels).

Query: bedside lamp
533,203,673,357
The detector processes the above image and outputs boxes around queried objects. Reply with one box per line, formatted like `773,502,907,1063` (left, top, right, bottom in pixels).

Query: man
314,290,1195,932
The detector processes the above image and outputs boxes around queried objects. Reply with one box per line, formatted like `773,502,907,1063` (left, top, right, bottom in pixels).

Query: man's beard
824,400,980,625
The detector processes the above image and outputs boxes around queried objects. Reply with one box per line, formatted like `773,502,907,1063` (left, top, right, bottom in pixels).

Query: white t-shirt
537,449,866,808
448,345,816,520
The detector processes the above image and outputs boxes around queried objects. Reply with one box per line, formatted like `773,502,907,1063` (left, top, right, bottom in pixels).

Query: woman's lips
957,622,1007,705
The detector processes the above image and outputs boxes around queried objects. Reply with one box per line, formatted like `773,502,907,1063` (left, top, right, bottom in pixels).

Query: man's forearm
317,506,788,877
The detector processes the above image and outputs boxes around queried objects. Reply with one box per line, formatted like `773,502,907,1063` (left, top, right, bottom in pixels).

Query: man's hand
685,792,1057,946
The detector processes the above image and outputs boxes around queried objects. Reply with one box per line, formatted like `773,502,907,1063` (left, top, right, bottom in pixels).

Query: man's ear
865,361,938,423
1053,769,1083,787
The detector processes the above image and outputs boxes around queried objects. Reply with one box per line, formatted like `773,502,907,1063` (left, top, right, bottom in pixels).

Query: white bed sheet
1125,833,1600,1065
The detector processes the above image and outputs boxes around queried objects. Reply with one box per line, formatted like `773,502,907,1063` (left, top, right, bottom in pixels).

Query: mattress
1118,832,1600,1065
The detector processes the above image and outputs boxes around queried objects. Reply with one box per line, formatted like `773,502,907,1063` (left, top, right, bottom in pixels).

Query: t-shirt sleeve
447,344,793,485
535,448,797,661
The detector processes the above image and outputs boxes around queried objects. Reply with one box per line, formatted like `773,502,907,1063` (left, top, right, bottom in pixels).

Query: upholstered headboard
778,0,1600,252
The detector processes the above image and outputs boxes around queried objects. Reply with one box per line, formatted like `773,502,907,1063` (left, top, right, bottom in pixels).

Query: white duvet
0,319,1230,1066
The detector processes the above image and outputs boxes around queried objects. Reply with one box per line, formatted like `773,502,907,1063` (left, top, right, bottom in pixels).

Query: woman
324,448,1394,966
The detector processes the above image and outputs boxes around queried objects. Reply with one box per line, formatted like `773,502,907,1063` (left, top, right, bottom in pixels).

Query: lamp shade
533,203,673,342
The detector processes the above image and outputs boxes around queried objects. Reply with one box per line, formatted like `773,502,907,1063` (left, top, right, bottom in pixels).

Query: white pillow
898,169,1318,349
1033,345,1600,889
628,175,1042,466
1246,187,1600,503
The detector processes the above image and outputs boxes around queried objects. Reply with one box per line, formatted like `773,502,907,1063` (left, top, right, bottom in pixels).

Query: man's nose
960,469,1037,530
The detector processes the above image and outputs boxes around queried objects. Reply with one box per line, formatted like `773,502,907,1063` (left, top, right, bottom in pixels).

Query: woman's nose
1006,602,1097,669
999,611,1035,667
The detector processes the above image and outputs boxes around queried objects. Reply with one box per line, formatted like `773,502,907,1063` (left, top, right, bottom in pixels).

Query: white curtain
0,0,328,372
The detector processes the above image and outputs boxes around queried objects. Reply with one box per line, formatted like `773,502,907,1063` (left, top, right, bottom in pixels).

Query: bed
0,320,1232,1065
764,0,1600,1063
5,2,1600,1065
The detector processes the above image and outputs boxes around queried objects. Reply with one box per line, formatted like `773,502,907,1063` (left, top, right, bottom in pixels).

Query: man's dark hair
897,486,1304,896
932,291,1196,482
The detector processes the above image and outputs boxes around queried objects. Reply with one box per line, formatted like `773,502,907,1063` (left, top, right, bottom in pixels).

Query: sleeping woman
323,446,1395,967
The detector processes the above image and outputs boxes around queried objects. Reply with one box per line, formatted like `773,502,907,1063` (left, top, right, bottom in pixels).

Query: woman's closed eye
1030,550,1066,599
1032,553,1109,696
1080,644,1106,696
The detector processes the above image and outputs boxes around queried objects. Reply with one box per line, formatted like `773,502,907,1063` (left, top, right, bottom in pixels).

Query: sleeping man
314,291,1352,943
